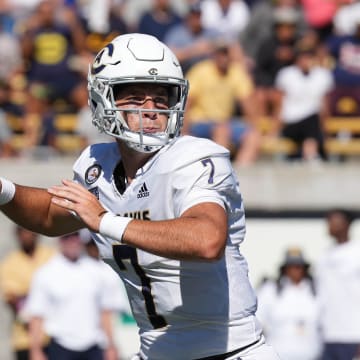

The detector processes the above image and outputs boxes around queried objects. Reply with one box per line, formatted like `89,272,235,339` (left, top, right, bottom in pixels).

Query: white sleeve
24,270,51,318
172,155,238,216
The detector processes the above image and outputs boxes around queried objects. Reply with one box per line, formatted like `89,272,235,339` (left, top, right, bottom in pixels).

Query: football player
0,33,280,360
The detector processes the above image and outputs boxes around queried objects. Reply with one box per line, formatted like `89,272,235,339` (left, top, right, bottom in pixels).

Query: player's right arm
0,180,83,236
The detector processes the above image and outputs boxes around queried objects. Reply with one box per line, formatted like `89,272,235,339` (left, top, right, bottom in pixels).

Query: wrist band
0,177,16,206
99,212,132,243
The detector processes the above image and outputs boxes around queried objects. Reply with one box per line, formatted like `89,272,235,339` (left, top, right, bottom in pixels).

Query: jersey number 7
113,245,167,329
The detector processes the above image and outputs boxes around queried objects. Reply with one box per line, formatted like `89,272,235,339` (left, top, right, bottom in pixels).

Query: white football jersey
73,136,261,359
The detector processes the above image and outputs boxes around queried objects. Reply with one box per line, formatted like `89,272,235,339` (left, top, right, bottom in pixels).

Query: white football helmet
88,33,189,153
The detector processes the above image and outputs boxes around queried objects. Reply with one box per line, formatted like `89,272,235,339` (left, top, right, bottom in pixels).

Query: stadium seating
6,112,84,155
6,113,360,159
258,116,360,158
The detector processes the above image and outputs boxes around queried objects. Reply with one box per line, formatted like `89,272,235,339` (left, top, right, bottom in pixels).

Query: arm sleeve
172,154,238,216
24,270,51,318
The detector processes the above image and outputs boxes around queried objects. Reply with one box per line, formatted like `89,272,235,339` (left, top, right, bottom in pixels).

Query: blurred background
1,0,360,359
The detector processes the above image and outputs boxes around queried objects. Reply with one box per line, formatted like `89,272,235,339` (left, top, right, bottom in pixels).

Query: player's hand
47,179,106,232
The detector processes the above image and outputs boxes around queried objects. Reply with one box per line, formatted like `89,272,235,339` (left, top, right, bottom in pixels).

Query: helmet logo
92,43,115,74
148,68,158,75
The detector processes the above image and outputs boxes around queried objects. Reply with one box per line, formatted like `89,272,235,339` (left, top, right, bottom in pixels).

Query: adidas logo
137,182,150,198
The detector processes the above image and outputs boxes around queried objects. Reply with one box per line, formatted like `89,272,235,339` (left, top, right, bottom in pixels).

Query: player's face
114,84,170,133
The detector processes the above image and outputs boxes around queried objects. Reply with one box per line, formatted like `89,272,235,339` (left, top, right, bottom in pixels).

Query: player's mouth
143,127,160,134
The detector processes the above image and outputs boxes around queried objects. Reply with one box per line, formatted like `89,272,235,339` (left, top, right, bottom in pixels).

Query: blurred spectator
199,0,250,41
79,229,101,260
252,6,302,117
243,0,261,8
0,0,43,34
332,0,360,36
272,43,334,161
136,0,182,42
0,226,54,360
76,109,114,149
325,18,360,117
184,42,261,166
0,81,25,157
20,0,89,149
314,209,360,360
0,18,22,82
69,0,113,35
256,247,322,360
0,109,14,158
0,13,23,157
25,231,120,360
79,229,128,312
164,2,223,74
69,0,128,55
241,0,308,61
300,0,339,41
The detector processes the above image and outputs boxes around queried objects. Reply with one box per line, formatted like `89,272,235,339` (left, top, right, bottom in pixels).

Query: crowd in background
1,0,360,164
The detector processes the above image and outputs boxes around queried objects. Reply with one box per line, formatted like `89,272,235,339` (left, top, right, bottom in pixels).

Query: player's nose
142,97,157,109
142,97,158,119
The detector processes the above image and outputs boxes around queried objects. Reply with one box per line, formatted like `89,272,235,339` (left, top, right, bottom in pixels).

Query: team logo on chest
85,164,102,185
137,182,150,198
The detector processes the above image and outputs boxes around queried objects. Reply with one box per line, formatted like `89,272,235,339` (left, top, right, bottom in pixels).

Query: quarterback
0,34,279,360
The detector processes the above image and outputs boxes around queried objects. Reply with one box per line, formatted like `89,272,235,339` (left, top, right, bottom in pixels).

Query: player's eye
116,96,144,106
117,95,169,109
127,96,145,104
153,97,169,108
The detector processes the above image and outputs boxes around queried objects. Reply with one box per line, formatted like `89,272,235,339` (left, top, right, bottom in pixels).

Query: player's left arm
124,201,228,260
49,179,227,260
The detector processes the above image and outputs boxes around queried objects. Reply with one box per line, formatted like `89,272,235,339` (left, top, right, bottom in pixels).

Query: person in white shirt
257,247,322,360
315,209,360,360
332,1,360,36
273,43,334,161
200,0,251,41
0,33,280,360
25,232,120,360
